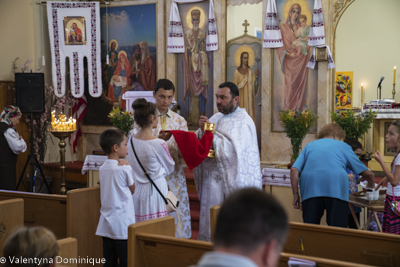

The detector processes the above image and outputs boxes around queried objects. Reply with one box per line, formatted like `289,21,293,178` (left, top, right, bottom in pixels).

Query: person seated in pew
195,188,288,267
96,129,136,267
344,138,364,229
3,226,59,267
290,123,375,228
0,105,27,190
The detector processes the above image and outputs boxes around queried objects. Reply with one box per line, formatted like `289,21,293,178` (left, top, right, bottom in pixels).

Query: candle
394,66,397,84
361,83,364,105
73,119,76,130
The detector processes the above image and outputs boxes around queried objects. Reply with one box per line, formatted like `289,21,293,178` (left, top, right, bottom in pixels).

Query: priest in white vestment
132,79,192,238
193,81,262,241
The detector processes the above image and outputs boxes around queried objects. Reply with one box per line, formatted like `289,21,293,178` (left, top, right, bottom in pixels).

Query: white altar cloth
262,167,291,187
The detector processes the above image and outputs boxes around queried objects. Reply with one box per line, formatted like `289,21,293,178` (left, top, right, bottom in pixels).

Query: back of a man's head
214,188,288,256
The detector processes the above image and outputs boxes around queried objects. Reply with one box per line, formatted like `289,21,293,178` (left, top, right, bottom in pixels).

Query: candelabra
393,83,396,100
49,130,75,195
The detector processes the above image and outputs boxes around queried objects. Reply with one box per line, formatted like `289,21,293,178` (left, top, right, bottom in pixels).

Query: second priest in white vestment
193,82,262,241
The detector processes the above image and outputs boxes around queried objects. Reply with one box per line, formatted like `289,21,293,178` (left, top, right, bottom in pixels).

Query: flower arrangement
279,109,318,162
330,109,376,140
108,107,134,137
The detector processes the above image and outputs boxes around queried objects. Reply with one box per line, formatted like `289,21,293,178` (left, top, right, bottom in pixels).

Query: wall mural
272,0,318,132
177,1,214,129
227,39,262,149
83,3,157,125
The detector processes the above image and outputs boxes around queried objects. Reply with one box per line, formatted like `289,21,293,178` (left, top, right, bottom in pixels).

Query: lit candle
73,119,76,130
361,83,364,105
394,66,397,84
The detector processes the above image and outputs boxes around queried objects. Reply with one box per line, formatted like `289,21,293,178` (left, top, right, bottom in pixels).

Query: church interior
1,0,400,266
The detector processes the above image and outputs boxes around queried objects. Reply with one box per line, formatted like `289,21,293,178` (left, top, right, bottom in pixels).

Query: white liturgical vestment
193,107,262,241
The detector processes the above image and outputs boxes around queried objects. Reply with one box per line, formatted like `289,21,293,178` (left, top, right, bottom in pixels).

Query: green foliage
278,109,318,139
330,109,376,140
108,107,134,137
279,109,318,162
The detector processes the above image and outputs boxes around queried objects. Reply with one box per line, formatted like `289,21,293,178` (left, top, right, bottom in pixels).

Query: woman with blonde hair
290,123,375,227
3,226,59,267
0,105,27,190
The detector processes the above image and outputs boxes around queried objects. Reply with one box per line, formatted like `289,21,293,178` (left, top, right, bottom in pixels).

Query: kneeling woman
0,105,27,190
127,98,175,222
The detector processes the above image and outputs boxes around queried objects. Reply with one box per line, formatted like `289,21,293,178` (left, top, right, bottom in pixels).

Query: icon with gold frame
63,16,87,45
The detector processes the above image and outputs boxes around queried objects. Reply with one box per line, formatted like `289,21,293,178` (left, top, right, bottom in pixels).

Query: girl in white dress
127,98,175,222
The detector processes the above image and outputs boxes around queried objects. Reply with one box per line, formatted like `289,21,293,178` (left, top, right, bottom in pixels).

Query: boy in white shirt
96,129,135,267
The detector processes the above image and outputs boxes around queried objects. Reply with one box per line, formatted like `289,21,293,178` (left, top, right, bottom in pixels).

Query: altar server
194,82,262,241
131,79,192,238
0,105,27,190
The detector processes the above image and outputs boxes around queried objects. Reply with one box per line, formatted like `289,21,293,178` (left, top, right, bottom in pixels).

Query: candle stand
49,130,75,195
393,84,396,100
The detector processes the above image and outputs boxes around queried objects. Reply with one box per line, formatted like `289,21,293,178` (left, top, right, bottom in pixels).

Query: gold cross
242,20,250,34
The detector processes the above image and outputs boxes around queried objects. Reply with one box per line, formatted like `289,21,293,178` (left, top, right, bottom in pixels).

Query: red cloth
169,130,213,170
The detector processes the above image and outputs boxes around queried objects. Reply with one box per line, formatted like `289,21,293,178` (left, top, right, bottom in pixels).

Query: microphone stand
377,84,382,100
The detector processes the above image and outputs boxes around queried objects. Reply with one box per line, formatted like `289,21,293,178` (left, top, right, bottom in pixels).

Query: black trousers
302,197,348,228
102,237,127,267
0,165,16,190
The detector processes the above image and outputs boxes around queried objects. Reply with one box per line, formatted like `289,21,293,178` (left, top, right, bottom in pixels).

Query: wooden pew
128,216,175,267
0,190,67,239
57,237,78,267
0,198,24,256
278,253,373,267
210,205,399,266
209,204,221,242
66,186,102,267
286,222,400,266
0,187,101,267
128,216,372,267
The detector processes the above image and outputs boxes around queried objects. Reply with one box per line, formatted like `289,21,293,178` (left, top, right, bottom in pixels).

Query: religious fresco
176,1,214,129
227,40,262,149
272,0,318,132
83,3,157,125
63,17,87,45
335,71,353,109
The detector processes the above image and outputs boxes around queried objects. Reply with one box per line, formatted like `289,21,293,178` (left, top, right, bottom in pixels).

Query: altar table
348,193,385,232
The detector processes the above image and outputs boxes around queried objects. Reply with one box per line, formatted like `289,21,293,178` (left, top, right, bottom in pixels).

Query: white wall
227,3,263,41
0,0,36,81
336,0,400,105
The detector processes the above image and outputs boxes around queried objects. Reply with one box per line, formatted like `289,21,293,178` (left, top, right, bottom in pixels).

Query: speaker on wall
15,73,45,113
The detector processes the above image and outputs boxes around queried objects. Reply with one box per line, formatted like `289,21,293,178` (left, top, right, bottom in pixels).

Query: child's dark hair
99,129,125,155
155,79,175,94
132,98,156,127
391,120,400,136
344,138,362,151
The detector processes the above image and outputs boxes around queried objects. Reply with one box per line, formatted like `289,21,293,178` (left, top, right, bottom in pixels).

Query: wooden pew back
136,233,212,267
278,253,374,267
210,205,396,266
0,199,24,256
67,186,102,267
0,190,67,239
57,237,78,267
287,222,400,266
128,216,175,267
132,232,373,267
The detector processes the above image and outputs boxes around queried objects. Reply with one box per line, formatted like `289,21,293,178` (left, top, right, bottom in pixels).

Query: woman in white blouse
127,98,175,222
0,105,27,190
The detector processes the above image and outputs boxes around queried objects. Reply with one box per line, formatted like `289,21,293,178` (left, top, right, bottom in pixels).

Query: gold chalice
204,122,216,158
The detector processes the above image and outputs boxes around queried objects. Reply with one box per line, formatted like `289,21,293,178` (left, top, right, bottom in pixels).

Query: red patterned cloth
169,130,213,170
